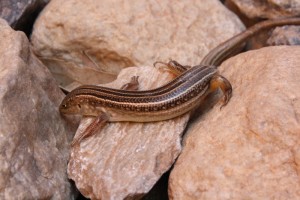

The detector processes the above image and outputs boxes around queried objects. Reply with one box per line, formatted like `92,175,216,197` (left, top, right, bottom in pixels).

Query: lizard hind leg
209,75,232,109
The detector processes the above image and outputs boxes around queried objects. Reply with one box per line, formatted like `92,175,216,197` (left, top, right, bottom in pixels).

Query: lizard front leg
71,113,109,147
71,76,141,147
153,60,191,76
120,76,140,91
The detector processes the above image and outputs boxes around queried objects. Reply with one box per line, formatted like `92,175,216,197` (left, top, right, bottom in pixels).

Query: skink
59,17,300,146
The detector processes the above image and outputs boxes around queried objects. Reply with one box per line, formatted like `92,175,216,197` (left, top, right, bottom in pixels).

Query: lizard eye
62,104,67,108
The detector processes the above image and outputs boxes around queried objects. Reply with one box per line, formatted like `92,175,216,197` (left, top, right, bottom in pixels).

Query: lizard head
59,96,82,115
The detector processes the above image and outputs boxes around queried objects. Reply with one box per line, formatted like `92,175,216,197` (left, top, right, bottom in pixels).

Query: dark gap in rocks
12,1,48,37
142,170,170,200
0,0,49,37
76,193,89,200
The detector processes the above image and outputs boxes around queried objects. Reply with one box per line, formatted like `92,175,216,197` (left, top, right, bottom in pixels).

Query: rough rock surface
267,26,300,46
31,0,244,91
0,0,49,34
0,19,76,199
227,0,300,19
169,46,300,200
246,24,300,50
68,66,189,200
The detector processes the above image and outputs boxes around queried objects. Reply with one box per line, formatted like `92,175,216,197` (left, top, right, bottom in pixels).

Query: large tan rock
169,46,300,200
31,0,244,91
0,19,76,199
68,66,189,200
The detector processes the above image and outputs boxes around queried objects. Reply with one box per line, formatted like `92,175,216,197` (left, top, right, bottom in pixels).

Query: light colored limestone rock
0,19,76,199
169,46,300,200
68,66,189,200
31,0,244,90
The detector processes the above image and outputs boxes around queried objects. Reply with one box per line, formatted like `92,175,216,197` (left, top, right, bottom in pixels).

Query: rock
30,0,244,91
225,0,300,20
168,46,300,200
267,26,300,46
0,0,49,35
67,66,189,200
246,24,300,50
223,0,254,27
0,19,76,199
224,1,300,50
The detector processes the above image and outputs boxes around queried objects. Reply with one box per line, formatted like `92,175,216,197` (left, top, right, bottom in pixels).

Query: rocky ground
1,0,300,199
